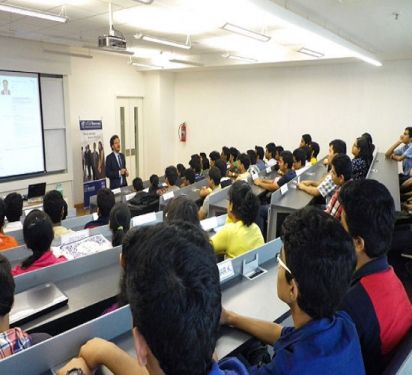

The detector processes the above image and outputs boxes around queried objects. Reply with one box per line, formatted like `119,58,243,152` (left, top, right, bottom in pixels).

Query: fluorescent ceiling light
0,4,68,23
169,59,204,67
222,22,270,42
43,49,92,59
227,54,258,63
132,0,154,4
137,34,191,50
351,52,382,67
132,62,163,69
297,47,324,58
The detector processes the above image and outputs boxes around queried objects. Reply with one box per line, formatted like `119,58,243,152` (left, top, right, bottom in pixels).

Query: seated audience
292,148,307,174
3,193,23,233
297,139,346,204
0,199,18,251
128,177,148,206
229,147,240,173
221,206,365,374
181,168,196,187
246,149,260,176
265,142,277,167
362,132,375,153
43,190,74,239
148,174,161,196
325,154,352,220
299,133,312,148
165,196,200,227
176,163,186,178
189,156,204,181
339,179,412,374
209,151,221,167
221,146,231,164
211,181,263,258
12,210,66,276
58,222,250,375
254,146,266,170
199,167,222,220
109,203,131,247
200,152,210,171
234,153,251,181
84,188,115,229
351,136,373,180
309,141,320,165
160,166,180,194
254,151,296,192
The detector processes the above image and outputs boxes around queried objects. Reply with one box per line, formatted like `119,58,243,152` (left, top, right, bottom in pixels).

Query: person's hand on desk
254,178,262,187
57,357,91,375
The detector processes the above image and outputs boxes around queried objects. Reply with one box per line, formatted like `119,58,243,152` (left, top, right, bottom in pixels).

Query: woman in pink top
12,210,66,276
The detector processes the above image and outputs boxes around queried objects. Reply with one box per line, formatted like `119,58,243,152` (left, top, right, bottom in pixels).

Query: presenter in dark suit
105,135,128,189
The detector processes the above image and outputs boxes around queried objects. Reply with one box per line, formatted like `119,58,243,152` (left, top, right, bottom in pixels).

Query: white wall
173,59,412,163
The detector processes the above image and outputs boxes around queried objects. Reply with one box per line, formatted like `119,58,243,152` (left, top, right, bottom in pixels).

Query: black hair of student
292,148,306,166
191,154,201,162
339,179,395,258
229,147,240,161
329,139,346,155
165,196,200,227
302,145,311,162
238,153,251,170
281,206,355,319
189,157,202,173
109,134,119,149
176,163,186,177
361,132,375,154
310,141,320,158
97,188,115,217
209,151,220,161
228,181,260,226
355,136,373,167
0,198,5,229
255,146,264,160
0,254,15,316
246,150,257,165
43,190,65,224
62,200,68,221
280,151,293,170
201,155,210,170
110,202,131,247
331,154,352,181
214,159,227,178
275,145,284,155
301,134,312,146
200,152,206,159
133,177,144,192
208,167,221,186
265,143,276,159
405,127,412,138
22,210,54,269
4,192,23,222
221,146,230,161
183,168,196,185
149,174,160,195
165,166,178,186
125,222,219,375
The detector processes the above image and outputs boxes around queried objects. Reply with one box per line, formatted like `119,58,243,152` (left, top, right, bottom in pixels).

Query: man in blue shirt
221,206,365,375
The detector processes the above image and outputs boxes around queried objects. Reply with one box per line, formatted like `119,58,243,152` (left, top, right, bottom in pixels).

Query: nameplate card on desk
112,188,121,195
92,212,98,220
60,229,90,246
200,216,218,232
53,234,112,260
280,184,288,195
266,167,272,174
218,259,235,282
251,170,259,181
125,193,135,202
162,191,174,201
132,212,157,227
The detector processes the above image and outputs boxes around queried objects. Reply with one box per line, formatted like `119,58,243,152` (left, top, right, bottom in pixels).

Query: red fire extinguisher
178,122,187,142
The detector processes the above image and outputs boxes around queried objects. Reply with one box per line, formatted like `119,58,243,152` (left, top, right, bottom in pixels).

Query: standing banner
80,120,106,208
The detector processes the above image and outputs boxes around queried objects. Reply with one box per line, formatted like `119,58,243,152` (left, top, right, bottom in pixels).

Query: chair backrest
383,329,412,375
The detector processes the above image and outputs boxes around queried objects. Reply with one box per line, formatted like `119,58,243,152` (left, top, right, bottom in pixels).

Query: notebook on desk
10,283,68,326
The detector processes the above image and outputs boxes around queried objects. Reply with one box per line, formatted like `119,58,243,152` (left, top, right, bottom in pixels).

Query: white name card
125,193,135,202
266,167,272,174
251,170,259,180
200,216,218,232
112,188,121,195
218,259,235,282
60,229,90,245
92,212,98,220
132,212,157,227
280,184,288,195
162,191,174,201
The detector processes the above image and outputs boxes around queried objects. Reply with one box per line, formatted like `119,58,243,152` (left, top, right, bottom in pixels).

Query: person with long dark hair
351,135,373,180
110,203,131,247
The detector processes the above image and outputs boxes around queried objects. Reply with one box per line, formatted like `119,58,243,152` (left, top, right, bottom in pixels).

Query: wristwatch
66,368,84,375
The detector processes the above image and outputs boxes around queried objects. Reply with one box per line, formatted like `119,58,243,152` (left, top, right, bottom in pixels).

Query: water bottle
56,183,64,196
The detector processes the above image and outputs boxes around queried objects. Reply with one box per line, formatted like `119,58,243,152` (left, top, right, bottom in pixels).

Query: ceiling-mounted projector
98,34,126,50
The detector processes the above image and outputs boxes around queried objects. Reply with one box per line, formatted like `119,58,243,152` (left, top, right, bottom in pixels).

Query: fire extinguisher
178,122,187,142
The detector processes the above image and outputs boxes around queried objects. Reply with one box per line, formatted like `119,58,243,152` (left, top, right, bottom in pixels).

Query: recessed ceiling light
222,22,270,42
227,54,258,63
169,59,204,67
136,34,191,50
132,62,163,69
297,47,324,58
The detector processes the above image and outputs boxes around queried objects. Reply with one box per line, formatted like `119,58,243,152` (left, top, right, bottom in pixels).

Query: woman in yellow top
211,181,264,258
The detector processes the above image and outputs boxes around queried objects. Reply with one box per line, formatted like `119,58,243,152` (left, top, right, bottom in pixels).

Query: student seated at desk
338,180,412,374
351,135,373,180
292,148,307,174
221,206,365,375
176,163,186,179
109,203,131,247
165,196,200,227
309,141,320,165
148,174,162,196
228,147,240,174
299,133,312,148
12,210,66,276
84,188,115,229
199,167,222,220
325,154,352,221
43,190,74,239
180,168,196,187
58,222,251,375
221,146,231,165
128,177,148,206
209,151,221,167
0,199,18,251
265,143,277,167
201,152,210,171
247,150,260,176
254,151,296,192
3,193,23,233
189,156,204,182
234,153,251,181
255,146,266,171
211,181,263,259
297,139,346,204
159,166,180,195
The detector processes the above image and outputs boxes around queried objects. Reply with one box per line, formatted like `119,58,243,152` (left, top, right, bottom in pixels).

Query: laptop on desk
10,283,68,326
27,182,46,203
